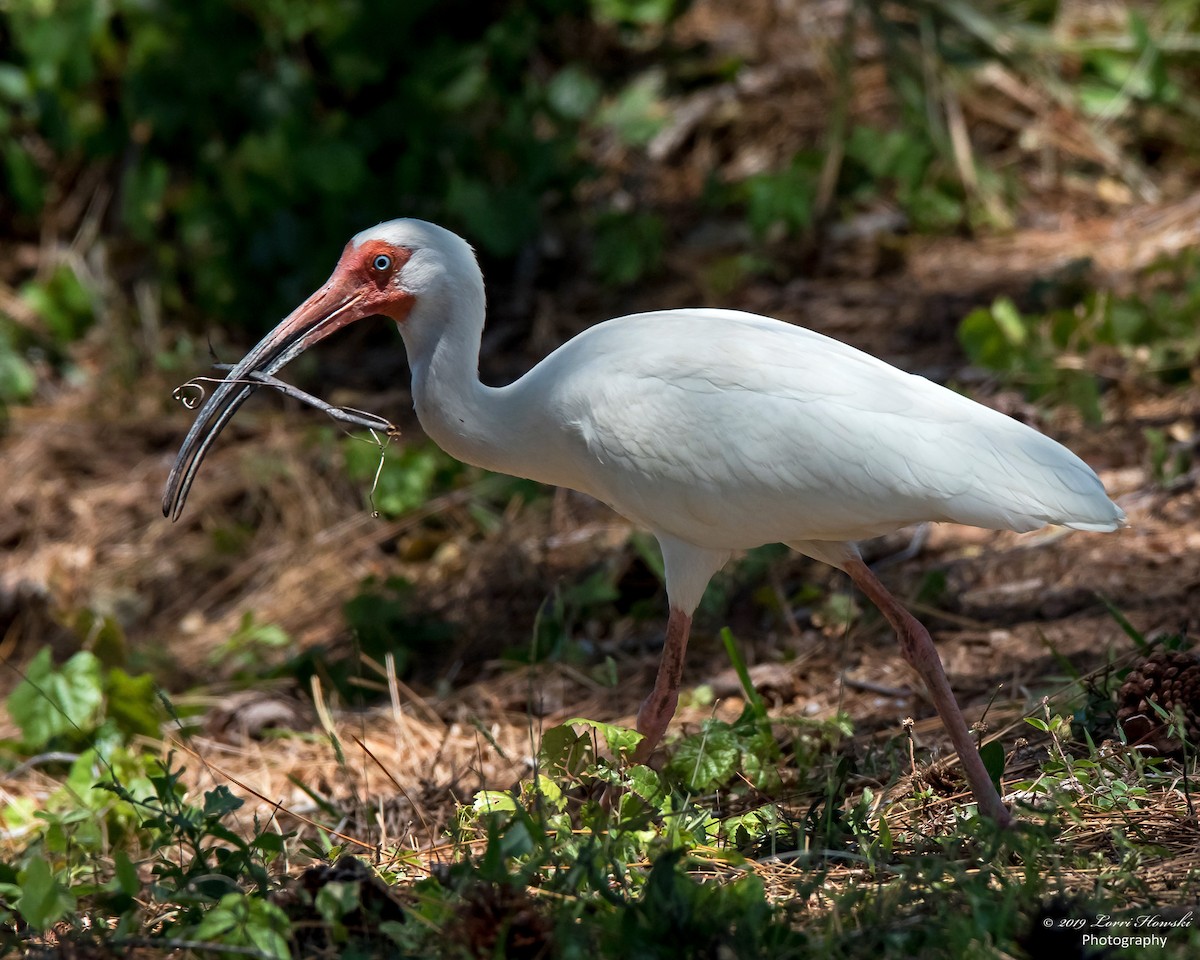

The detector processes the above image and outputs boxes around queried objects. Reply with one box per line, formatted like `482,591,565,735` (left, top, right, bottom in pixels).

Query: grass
2,611,1198,958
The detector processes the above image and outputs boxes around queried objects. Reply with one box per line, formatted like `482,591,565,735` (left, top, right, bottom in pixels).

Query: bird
163,218,1125,827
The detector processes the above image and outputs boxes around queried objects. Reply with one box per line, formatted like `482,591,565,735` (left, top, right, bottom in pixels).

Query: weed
959,252,1200,420
271,576,455,702
591,209,667,287
5,610,1200,956
6,648,162,754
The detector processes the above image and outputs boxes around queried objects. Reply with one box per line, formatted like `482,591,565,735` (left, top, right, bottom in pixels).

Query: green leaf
193,893,292,959
720,628,767,724
590,210,665,287
1,140,43,212
625,763,665,805
203,786,244,820
739,730,782,791
104,668,162,739
629,531,666,582
7,648,105,750
539,723,595,774
742,154,821,239
315,880,360,941
251,831,286,858
599,71,668,147
113,850,141,896
876,812,893,859
0,326,36,403
667,720,739,792
15,856,76,931
0,64,31,102
344,441,454,517
531,774,565,811
1106,302,1146,344
564,717,644,757
19,264,94,344
990,297,1026,347
979,740,1006,795
472,790,519,814
119,158,170,241
591,0,679,27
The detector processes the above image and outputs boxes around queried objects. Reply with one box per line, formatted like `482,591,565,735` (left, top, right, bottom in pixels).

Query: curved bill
162,278,368,521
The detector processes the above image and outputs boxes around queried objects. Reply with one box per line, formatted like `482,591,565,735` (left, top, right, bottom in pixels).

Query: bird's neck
400,290,544,481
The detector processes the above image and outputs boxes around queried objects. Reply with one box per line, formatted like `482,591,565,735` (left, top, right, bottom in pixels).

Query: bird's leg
843,557,1013,827
632,607,692,764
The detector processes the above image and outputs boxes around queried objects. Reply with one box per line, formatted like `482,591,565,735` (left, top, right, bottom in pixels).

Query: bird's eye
372,254,392,272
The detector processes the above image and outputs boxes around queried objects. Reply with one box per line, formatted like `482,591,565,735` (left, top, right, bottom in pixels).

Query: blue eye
372,254,392,271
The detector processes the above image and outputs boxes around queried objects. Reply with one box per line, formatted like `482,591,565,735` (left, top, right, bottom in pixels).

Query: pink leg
844,557,1012,826
632,607,692,764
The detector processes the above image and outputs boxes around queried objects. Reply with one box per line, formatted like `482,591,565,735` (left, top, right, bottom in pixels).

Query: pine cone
1116,649,1200,752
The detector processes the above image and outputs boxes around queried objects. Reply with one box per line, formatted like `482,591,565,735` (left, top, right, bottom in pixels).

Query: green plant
340,575,455,683
19,263,94,345
1145,426,1194,486
842,124,966,232
591,209,667,286
1075,9,1183,119
0,325,37,408
0,754,294,953
740,151,825,240
519,567,623,663
208,610,292,678
5,648,162,754
1,0,690,365
958,254,1200,420
343,437,464,518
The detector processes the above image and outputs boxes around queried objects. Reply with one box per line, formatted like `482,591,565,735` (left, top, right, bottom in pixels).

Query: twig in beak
174,364,398,435
171,364,401,517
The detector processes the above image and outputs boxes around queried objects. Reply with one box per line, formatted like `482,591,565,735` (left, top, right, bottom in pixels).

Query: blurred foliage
2,0,1197,365
743,0,1200,242
271,575,454,702
0,0,686,336
343,436,464,518
207,610,293,679
0,326,36,405
841,124,965,232
958,250,1200,422
4,648,162,754
741,151,824,241
590,209,666,285
340,575,454,684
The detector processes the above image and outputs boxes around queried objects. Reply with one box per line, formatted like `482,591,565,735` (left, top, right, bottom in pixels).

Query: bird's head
161,218,478,520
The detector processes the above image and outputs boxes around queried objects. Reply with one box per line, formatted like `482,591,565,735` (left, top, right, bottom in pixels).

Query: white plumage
509,309,1121,545
164,219,1124,827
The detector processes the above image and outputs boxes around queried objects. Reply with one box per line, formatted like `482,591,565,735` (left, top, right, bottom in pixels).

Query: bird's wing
543,309,1121,548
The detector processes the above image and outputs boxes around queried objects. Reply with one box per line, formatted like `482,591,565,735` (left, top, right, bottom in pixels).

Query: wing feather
539,308,1122,548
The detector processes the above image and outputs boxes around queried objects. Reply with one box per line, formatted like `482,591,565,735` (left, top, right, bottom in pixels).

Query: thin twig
172,365,402,515
175,364,399,436
1,751,81,781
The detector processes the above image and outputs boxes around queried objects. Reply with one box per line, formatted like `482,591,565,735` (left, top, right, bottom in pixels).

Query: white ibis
164,219,1125,826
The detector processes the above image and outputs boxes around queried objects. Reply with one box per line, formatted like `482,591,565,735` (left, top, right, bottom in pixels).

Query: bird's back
526,309,1123,550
